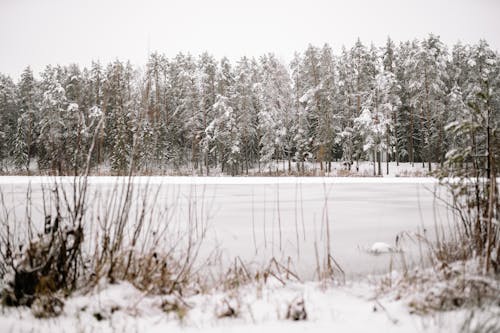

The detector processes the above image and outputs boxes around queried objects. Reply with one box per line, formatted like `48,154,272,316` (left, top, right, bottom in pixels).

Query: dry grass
375,175,500,315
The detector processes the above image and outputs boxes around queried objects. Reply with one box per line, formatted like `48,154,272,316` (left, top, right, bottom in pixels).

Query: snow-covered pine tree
410,35,448,170
13,67,37,172
233,56,258,174
103,60,134,174
37,66,78,174
198,52,218,175
350,40,377,167
63,64,89,174
317,44,340,172
0,38,496,175
337,46,356,169
169,53,201,171
257,54,294,173
144,52,169,171
374,39,402,174
446,40,500,178
398,40,423,165
382,37,402,167
444,42,470,160
0,74,18,171
205,95,241,175
210,57,236,171
290,52,311,173
371,58,400,175
299,45,322,169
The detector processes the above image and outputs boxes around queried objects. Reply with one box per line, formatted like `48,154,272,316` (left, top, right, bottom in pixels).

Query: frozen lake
0,177,451,279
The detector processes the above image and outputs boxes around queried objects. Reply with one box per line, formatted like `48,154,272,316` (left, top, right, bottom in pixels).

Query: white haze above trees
0,35,499,176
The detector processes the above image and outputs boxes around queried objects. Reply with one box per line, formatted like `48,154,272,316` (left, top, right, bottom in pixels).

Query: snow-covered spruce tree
396,40,422,165
441,40,500,273
37,66,76,174
207,56,236,171
13,67,37,172
298,45,322,170
130,64,153,174
353,55,397,178
273,58,295,173
317,44,342,172
382,37,402,168
410,35,448,171
353,108,378,175
373,53,401,175
233,56,258,175
77,63,105,172
198,52,218,175
348,41,378,168
185,56,203,173
12,117,28,171
445,40,499,176
465,40,499,178
205,95,241,175
143,53,169,171
173,53,201,171
336,46,356,169
103,60,134,174
0,74,18,171
290,52,311,173
444,42,471,161
200,57,235,173
257,54,294,173
254,79,274,172
249,58,265,172
338,40,378,169
63,64,89,174
163,53,199,170
88,61,105,170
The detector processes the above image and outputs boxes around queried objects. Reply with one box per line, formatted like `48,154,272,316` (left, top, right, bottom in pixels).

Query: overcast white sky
1,0,499,78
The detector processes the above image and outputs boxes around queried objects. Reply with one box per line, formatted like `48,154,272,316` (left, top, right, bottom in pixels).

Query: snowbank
0,279,474,333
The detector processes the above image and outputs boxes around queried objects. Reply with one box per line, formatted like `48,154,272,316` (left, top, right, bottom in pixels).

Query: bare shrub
0,120,211,317
459,308,500,333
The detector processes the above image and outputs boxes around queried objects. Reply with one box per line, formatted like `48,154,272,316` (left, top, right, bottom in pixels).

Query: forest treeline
0,35,498,175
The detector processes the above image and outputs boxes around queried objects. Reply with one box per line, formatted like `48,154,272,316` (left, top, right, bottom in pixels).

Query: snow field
0,278,476,333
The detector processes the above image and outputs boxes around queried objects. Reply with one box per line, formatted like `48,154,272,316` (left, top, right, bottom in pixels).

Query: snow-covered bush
1,220,83,312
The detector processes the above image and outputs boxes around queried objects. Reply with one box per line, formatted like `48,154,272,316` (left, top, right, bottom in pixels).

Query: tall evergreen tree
0,74,18,170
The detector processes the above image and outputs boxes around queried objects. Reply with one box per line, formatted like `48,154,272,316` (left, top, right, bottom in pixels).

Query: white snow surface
0,279,471,333
369,242,396,255
0,175,440,185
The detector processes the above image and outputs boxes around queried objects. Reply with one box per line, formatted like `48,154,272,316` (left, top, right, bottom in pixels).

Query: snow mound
368,242,397,255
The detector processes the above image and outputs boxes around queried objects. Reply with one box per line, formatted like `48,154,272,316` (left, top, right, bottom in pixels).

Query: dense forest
0,35,498,176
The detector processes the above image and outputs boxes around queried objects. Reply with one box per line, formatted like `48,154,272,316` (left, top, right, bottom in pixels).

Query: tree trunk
378,149,382,176
409,106,414,167
386,130,390,175
372,150,376,176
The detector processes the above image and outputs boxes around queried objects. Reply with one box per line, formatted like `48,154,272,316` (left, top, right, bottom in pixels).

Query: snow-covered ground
250,161,434,178
0,277,486,333
0,161,434,178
